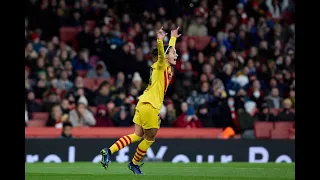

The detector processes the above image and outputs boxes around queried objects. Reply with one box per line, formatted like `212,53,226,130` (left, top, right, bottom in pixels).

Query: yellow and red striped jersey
138,37,176,110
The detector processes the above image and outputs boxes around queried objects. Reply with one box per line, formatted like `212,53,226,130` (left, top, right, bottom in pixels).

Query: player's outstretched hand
171,27,182,38
156,26,167,40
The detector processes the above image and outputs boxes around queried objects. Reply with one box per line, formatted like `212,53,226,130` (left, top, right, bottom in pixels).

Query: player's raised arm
156,26,166,69
169,26,182,47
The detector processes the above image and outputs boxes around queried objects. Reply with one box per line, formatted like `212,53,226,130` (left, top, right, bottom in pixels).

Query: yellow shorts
133,102,161,129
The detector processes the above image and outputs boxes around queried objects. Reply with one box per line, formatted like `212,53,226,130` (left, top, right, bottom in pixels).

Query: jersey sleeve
157,39,166,69
168,36,177,47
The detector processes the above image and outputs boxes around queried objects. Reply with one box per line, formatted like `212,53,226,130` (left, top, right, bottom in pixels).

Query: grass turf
25,162,294,180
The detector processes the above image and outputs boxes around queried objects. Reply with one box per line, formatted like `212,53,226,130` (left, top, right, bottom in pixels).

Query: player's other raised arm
169,27,182,47
156,26,166,69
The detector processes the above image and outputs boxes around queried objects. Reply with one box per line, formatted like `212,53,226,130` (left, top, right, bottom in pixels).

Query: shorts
133,102,161,129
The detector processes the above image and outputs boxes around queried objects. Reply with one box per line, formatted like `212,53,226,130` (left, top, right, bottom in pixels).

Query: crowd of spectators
25,0,295,138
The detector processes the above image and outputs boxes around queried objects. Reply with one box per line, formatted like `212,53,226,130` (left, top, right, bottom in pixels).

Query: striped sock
109,133,142,154
132,139,154,165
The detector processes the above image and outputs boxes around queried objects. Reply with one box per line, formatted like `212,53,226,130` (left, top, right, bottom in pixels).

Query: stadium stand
25,0,295,139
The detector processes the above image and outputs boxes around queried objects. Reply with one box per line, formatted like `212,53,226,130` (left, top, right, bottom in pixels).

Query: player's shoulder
152,61,167,70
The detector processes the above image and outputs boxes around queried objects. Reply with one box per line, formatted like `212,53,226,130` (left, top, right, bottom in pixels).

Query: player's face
166,47,178,65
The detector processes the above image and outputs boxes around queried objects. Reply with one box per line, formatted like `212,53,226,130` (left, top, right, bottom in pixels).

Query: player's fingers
176,26,180,31
177,34,182,37
157,26,163,33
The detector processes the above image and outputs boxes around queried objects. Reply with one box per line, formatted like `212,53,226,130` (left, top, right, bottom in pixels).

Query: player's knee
145,134,156,141
144,128,158,141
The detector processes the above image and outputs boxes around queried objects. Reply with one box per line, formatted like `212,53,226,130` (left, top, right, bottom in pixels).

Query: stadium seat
277,108,295,114
77,70,88,77
195,36,211,51
59,27,80,42
85,20,96,32
270,129,290,139
82,78,96,90
34,98,42,104
274,122,294,130
290,108,295,113
96,78,109,86
27,119,47,127
269,108,279,116
254,121,274,139
32,112,49,121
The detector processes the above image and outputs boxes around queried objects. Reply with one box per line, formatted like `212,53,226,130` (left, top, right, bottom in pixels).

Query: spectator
26,91,41,113
237,101,258,139
54,70,74,90
46,104,68,128
86,61,111,78
25,0,295,135
277,98,295,121
174,106,202,128
288,89,295,108
69,99,96,127
77,24,94,51
257,103,278,122
112,106,132,127
93,81,111,106
71,49,91,71
197,104,213,127
265,0,289,20
265,87,283,108
161,100,177,127
60,122,74,139
95,103,114,127
187,15,208,36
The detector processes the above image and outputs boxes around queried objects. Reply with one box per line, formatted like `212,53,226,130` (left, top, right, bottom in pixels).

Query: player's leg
100,104,144,170
109,124,144,154
128,128,158,174
133,128,158,164
128,103,160,174
100,124,143,169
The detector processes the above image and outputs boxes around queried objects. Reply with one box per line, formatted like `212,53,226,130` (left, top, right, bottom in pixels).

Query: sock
132,139,154,165
109,133,142,154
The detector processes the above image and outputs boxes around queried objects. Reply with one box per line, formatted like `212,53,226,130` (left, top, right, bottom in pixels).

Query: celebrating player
100,26,181,174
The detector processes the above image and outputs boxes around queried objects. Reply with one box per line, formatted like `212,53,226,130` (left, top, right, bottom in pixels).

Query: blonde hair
283,98,292,107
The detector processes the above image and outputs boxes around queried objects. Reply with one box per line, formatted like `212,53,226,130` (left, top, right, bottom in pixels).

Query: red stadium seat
254,121,274,139
34,98,42,105
274,122,294,130
83,78,96,90
32,112,49,121
96,78,109,86
269,108,279,116
59,27,80,42
290,108,295,114
77,70,88,77
270,129,290,139
27,119,47,127
277,108,295,114
85,20,96,33
195,36,211,51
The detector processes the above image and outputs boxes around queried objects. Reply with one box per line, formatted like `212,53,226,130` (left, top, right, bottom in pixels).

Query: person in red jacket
174,105,202,128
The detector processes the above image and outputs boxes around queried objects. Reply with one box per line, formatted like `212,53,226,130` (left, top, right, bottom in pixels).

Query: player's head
62,122,73,137
164,45,178,65
150,46,178,65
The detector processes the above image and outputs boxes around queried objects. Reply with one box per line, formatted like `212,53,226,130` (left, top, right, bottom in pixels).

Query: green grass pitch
25,162,295,180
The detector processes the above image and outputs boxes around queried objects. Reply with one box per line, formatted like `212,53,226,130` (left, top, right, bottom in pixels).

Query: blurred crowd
25,0,295,138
